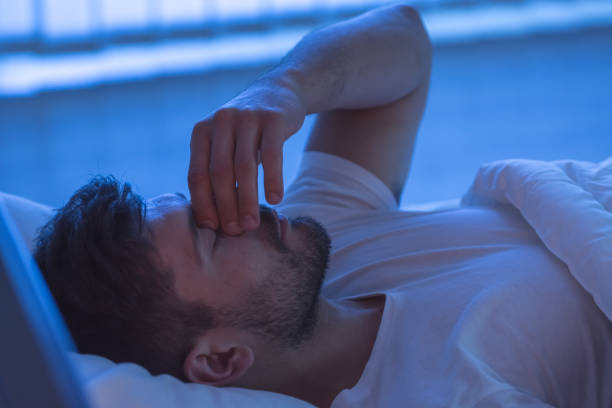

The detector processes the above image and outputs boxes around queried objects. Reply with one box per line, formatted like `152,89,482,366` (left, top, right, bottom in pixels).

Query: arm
188,2,431,233
277,3,432,201
272,3,431,114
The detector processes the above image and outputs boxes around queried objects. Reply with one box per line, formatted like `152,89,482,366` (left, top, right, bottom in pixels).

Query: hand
188,75,306,235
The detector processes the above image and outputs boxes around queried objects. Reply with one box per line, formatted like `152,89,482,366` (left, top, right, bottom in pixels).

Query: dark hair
34,175,213,381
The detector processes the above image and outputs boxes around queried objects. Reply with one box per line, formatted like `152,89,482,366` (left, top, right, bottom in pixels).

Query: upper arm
304,71,430,202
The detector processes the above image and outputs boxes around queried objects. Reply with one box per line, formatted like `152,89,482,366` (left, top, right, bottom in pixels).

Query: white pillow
0,192,315,408
1,192,54,253
67,352,313,408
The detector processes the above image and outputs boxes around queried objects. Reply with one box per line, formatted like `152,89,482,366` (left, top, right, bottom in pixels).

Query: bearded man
34,3,612,407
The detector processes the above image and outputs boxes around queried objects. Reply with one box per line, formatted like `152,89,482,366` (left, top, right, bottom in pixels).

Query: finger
210,110,241,235
260,128,284,205
188,122,218,229
234,118,261,231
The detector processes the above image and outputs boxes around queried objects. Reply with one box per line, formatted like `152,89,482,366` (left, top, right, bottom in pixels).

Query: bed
1,156,610,407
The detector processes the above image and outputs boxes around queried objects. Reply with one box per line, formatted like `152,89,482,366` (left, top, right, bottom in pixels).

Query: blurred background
0,0,611,208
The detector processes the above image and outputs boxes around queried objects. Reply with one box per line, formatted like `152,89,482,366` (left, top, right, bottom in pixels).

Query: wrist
260,65,339,115
259,67,306,104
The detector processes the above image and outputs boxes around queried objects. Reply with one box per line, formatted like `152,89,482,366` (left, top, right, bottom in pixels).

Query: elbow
394,4,433,82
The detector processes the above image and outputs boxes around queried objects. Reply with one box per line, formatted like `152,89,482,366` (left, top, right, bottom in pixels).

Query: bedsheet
461,156,612,322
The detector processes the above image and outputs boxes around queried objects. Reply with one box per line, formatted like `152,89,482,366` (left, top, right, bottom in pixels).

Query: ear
183,333,254,386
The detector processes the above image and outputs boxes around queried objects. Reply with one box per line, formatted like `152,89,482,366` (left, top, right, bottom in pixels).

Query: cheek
214,244,273,290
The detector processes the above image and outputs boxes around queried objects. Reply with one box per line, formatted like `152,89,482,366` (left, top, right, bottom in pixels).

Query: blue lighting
0,0,610,208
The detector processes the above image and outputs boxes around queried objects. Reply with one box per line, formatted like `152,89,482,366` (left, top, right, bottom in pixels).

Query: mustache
258,204,277,228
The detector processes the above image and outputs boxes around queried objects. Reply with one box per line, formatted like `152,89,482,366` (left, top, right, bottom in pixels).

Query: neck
236,296,384,407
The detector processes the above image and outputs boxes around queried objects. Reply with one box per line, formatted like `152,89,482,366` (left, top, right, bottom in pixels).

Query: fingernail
241,215,258,230
199,219,216,230
270,193,282,204
204,220,217,230
225,221,241,235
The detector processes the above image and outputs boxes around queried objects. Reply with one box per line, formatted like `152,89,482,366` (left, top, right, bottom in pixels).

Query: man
34,3,612,407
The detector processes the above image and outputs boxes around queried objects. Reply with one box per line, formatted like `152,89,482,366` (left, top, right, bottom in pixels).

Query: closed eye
212,229,238,250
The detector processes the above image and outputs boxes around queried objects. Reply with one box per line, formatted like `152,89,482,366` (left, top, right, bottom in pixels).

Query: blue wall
1,26,611,207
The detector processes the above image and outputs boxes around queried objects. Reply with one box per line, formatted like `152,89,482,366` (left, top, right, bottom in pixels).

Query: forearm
263,3,432,114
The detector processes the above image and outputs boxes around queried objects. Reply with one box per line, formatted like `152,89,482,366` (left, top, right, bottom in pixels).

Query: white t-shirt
276,152,612,408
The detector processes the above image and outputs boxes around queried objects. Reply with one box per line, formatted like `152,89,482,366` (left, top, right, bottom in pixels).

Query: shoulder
276,152,397,225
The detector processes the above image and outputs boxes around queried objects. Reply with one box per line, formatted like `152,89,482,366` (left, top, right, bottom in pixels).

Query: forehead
146,193,188,220
143,193,197,266
143,193,203,284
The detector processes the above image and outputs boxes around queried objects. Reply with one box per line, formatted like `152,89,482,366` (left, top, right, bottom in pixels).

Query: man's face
145,194,330,348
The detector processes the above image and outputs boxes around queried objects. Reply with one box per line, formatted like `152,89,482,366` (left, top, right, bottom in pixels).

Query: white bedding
462,157,612,323
66,352,314,408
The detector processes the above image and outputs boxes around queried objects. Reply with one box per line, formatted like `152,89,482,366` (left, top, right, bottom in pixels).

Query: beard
215,205,331,349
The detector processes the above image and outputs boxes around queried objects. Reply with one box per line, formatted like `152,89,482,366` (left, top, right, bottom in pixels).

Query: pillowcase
0,192,314,408
1,192,53,253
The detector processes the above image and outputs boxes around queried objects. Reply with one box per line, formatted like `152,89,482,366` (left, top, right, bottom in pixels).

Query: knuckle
260,145,279,162
238,109,258,125
190,124,199,138
209,162,232,180
235,157,254,175
238,183,255,199
213,108,236,124
191,122,210,143
262,109,282,126
192,118,209,133
191,120,204,134
187,170,208,184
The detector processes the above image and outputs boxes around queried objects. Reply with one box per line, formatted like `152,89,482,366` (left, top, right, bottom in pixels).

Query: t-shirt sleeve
276,151,397,224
